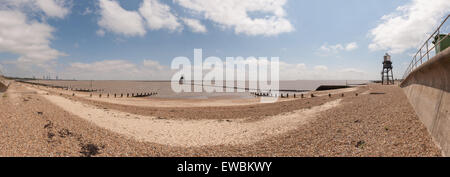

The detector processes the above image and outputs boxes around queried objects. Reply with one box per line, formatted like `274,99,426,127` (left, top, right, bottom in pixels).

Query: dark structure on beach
381,53,394,85
179,76,184,85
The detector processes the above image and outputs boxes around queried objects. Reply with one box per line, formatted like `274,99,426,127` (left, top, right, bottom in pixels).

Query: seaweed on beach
80,143,103,157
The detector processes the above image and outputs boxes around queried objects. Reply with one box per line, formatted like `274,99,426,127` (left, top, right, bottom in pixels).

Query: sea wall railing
402,14,450,80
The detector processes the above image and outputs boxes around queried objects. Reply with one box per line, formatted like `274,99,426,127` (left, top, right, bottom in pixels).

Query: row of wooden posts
25,82,158,98
72,92,158,98
251,92,359,98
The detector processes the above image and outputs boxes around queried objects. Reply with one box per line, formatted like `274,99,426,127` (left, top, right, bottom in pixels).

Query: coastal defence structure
401,48,450,156
400,15,450,156
0,75,8,93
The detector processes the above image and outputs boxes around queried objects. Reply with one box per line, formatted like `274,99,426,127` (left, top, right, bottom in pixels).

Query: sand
0,81,442,157
25,82,357,108
35,90,341,146
24,83,356,121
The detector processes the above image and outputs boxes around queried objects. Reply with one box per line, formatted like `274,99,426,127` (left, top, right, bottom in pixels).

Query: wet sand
27,84,356,120
0,81,442,157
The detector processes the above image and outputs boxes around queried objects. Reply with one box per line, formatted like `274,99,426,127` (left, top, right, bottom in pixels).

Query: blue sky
0,0,449,80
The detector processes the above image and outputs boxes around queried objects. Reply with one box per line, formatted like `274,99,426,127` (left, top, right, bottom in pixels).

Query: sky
0,0,449,80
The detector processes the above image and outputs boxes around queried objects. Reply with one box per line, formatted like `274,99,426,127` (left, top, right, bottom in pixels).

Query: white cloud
279,63,369,80
70,60,137,73
314,65,328,71
181,18,207,33
345,42,358,51
98,0,146,37
82,7,93,16
174,0,294,36
139,0,182,32
318,42,358,56
96,29,106,37
1,0,70,19
58,58,372,80
35,0,70,18
143,59,165,70
339,68,364,73
0,10,65,65
63,59,173,80
369,0,450,54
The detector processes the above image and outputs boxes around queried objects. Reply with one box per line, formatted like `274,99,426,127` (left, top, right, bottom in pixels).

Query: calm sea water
27,80,368,99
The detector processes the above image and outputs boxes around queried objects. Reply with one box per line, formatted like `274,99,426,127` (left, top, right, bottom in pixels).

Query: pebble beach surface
0,82,441,157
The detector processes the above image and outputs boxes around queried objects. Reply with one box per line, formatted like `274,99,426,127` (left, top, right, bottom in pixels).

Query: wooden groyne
17,80,158,99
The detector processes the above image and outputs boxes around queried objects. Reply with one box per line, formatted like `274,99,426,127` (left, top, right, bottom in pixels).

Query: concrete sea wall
400,48,450,156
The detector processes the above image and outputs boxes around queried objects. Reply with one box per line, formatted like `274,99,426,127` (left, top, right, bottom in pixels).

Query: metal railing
402,14,450,80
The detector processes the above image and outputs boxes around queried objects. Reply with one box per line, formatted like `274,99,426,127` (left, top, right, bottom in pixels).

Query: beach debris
58,129,73,138
44,120,53,129
311,94,315,98
341,93,344,97
355,93,359,96
47,132,55,139
328,93,331,98
356,140,365,149
80,143,102,157
37,111,44,115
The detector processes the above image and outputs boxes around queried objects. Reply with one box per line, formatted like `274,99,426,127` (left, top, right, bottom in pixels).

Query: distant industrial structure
381,53,394,85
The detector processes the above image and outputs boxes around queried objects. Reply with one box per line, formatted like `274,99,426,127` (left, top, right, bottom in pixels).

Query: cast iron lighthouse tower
381,53,394,85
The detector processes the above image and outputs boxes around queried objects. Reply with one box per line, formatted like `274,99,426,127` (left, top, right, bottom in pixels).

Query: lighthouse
381,53,394,85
